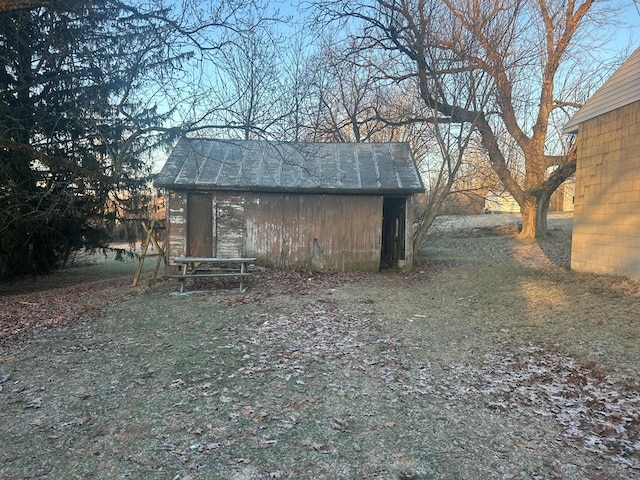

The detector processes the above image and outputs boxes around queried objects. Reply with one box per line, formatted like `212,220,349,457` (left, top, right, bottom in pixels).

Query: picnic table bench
169,257,257,292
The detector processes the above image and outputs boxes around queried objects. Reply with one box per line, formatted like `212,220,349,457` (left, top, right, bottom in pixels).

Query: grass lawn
1,230,639,479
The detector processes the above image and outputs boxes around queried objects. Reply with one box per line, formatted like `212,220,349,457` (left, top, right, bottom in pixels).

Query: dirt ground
1,214,639,479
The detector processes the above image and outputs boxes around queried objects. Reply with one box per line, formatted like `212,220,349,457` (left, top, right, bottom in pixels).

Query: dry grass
1,226,639,479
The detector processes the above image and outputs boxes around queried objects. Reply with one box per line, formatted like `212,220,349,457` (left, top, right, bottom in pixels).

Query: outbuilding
564,47,640,280
155,138,424,272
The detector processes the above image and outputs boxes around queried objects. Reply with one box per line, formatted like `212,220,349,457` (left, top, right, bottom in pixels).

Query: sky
607,1,640,52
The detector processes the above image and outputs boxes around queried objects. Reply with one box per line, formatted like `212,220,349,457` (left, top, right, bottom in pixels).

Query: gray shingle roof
155,138,424,194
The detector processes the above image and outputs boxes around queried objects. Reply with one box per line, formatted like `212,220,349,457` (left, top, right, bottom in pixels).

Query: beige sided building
565,47,640,280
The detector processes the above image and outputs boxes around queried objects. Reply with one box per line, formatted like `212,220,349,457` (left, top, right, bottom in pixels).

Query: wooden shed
155,139,425,272
564,47,640,280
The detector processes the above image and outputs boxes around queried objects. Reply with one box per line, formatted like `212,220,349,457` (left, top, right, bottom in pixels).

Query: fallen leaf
26,397,42,409
302,440,334,454
398,471,419,480
241,406,254,416
75,416,91,426
330,417,351,432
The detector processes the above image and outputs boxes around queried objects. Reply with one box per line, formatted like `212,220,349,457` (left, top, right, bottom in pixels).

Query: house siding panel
571,100,640,280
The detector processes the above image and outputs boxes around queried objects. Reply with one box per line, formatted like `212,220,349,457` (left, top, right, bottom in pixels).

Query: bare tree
207,15,279,139
304,40,434,150
269,29,321,141
409,71,492,253
313,0,628,238
305,41,387,142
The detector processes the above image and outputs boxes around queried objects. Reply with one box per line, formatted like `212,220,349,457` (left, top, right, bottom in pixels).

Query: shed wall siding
214,193,245,258
572,100,640,279
167,191,186,261
244,193,382,271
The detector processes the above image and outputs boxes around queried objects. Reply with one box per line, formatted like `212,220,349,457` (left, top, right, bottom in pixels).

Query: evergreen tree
0,1,184,277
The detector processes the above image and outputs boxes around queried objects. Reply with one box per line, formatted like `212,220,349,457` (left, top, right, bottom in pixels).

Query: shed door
187,193,213,257
381,197,406,267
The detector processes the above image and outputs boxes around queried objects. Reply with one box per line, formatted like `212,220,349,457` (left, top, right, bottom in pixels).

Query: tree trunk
518,191,551,239
519,199,536,238
412,207,440,261
537,193,550,235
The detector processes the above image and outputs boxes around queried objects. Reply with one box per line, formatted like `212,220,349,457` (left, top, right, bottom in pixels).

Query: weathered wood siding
244,193,382,271
167,191,186,261
243,194,285,266
214,193,244,258
166,190,384,271
572,100,640,280
166,192,245,262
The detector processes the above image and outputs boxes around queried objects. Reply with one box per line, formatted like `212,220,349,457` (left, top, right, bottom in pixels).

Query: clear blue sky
610,1,640,51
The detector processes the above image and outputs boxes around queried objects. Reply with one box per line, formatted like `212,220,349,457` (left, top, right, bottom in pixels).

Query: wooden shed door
187,193,213,257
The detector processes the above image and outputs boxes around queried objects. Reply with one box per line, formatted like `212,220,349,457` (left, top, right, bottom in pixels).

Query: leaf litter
444,344,640,469
1,225,639,479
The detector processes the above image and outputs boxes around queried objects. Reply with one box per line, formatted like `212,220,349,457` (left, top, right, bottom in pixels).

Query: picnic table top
174,257,257,263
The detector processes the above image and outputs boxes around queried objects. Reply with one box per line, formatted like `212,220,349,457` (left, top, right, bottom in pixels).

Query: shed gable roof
155,138,424,194
564,47,640,133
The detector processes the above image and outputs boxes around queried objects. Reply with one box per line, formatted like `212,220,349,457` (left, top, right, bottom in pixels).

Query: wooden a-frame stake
132,219,166,286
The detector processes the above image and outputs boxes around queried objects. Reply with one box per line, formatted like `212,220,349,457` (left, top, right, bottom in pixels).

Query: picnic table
169,257,257,292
